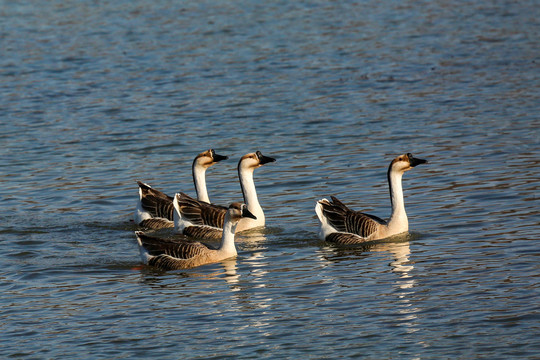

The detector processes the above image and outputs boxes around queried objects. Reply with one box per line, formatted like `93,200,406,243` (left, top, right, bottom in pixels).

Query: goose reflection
318,233,420,334
371,238,415,289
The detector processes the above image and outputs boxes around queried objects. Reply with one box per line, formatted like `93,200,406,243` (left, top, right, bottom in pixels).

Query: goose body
174,151,276,240
134,149,228,229
136,202,256,270
315,153,427,245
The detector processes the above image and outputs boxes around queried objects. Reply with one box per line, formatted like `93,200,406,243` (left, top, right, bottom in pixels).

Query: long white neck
192,164,210,203
238,167,264,223
219,214,238,256
386,170,408,233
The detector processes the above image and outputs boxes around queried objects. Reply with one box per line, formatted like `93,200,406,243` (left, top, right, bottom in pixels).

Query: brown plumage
318,196,385,239
136,232,217,269
182,225,223,241
173,192,226,240
325,232,375,245
176,192,227,228
138,181,175,221
139,217,175,229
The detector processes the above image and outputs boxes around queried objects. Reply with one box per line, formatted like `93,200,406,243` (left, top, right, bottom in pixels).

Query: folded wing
320,196,386,239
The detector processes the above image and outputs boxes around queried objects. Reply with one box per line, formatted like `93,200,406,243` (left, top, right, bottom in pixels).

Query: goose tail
172,193,195,232
315,199,328,225
135,231,152,264
134,181,153,224
315,198,336,241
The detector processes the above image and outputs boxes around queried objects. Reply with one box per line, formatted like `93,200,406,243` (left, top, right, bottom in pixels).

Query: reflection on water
374,237,421,334
317,233,422,335
372,236,416,287
221,258,240,285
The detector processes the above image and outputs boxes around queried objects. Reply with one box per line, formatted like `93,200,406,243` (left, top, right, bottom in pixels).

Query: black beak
407,153,428,167
211,149,229,162
256,151,276,165
242,206,257,220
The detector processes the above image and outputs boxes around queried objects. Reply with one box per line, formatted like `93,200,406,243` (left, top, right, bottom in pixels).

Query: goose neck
219,215,238,255
238,166,261,210
387,169,407,227
192,164,210,203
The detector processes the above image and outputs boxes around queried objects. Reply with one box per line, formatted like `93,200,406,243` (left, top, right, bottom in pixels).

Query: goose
174,151,276,241
315,153,427,245
136,202,256,270
134,149,228,229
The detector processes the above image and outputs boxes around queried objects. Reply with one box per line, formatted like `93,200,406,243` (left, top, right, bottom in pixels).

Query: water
1,0,539,358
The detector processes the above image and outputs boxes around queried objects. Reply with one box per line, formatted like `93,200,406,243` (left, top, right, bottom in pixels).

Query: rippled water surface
1,0,539,358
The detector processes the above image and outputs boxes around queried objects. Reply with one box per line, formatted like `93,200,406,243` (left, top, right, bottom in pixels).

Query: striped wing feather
177,192,227,228
322,196,386,239
148,255,193,270
139,218,174,229
326,232,371,245
138,181,175,220
183,226,223,241
137,232,215,259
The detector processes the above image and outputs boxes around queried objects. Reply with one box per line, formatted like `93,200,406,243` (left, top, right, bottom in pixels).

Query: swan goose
136,202,256,270
315,153,427,245
134,149,228,229
173,151,276,241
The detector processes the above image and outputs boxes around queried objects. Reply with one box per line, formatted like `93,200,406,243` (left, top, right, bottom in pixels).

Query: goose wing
147,254,193,270
137,181,175,220
325,232,376,245
176,192,227,229
182,226,223,241
321,196,386,238
135,231,214,260
139,218,174,229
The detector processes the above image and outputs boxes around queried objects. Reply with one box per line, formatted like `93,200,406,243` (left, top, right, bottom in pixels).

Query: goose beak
256,151,276,165
210,149,228,162
408,153,427,167
242,207,257,220
213,153,229,162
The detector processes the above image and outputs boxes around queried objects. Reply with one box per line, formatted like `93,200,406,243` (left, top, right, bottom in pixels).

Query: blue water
1,0,539,358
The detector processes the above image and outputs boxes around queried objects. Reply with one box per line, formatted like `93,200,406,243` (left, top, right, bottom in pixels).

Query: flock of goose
134,150,427,271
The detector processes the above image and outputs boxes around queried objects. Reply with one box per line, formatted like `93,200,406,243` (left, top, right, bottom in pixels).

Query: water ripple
1,0,539,358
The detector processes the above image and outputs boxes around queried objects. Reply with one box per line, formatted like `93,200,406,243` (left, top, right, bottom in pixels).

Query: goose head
193,149,229,169
228,202,257,223
389,153,428,174
238,150,276,171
